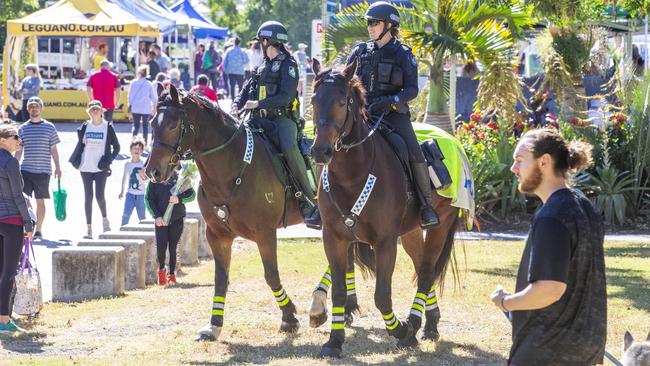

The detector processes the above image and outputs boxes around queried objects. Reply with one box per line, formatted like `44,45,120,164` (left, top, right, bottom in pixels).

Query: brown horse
309,60,463,357
145,84,303,341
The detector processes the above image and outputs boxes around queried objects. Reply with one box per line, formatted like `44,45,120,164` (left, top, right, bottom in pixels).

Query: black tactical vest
356,40,405,98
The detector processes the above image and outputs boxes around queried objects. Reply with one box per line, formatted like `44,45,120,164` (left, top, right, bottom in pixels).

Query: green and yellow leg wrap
211,294,226,326
382,311,400,332
331,306,346,330
272,286,291,308
409,291,427,319
316,267,331,293
426,284,439,311
345,271,356,296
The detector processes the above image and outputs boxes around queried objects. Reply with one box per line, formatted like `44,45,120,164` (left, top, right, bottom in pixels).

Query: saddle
377,124,452,191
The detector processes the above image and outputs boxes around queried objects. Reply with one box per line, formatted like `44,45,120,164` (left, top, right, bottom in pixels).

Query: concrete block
120,223,154,232
100,231,157,285
77,239,146,290
186,211,211,259
180,218,199,265
52,247,125,302
129,218,200,265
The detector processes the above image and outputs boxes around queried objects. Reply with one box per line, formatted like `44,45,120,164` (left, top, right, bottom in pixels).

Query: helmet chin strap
261,39,271,58
374,22,392,42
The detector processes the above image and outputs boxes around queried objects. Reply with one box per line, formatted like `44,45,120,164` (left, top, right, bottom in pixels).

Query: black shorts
21,170,51,199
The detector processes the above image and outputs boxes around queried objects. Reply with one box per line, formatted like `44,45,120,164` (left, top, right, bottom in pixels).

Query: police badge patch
288,66,296,78
272,61,281,72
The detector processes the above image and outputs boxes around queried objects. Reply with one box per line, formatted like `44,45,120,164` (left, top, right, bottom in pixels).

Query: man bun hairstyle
521,128,593,178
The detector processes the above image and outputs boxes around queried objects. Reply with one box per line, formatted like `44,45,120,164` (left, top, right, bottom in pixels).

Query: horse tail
433,213,461,294
351,242,376,279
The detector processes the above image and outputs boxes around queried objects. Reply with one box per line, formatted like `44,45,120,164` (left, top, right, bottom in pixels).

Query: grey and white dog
622,331,650,366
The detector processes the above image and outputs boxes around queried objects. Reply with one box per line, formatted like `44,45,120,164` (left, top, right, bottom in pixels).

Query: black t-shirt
510,188,607,366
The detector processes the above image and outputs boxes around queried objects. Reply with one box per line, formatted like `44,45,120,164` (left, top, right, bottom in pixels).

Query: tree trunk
423,63,453,133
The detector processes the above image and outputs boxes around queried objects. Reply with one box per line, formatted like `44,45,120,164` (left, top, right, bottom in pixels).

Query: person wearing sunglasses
0,124,33,332
346,1,439,229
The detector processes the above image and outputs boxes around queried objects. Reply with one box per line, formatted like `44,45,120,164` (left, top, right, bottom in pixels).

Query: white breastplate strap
243,127,254,164
323,165,377,216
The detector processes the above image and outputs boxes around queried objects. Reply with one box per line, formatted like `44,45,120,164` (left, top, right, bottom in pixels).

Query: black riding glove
369,96,394,115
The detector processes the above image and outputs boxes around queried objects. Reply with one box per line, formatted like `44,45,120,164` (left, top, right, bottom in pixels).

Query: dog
622,331,650,366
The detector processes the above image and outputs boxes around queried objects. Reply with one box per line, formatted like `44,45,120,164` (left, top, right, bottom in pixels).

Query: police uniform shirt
234,52,299,111
346,38,419,105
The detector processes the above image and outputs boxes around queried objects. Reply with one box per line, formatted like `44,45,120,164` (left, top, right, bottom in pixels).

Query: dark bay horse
145,84,303,341
309,60,463,357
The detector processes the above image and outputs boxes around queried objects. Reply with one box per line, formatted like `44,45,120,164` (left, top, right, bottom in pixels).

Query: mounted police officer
346,1,439,228
233,21,321,228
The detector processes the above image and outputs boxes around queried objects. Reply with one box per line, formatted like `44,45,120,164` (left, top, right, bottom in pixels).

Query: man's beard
29,111,40,119
518,164,543,194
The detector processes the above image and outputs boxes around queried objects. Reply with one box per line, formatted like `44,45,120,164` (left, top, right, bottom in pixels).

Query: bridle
152,103,243,165
314,73,384,152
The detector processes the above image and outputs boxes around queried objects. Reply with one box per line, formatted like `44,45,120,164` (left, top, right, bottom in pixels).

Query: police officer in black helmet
234,21,321,228
346,1,439,228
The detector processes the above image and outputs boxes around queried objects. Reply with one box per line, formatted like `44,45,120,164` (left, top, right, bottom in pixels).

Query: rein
315,75,385,153
154,104,244,164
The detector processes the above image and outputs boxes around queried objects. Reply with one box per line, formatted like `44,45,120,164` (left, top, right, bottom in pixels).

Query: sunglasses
367,19,382,27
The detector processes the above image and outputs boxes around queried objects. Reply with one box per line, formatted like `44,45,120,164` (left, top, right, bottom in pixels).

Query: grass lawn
0,239,647,365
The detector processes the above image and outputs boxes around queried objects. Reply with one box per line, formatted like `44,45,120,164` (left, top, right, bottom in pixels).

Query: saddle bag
420,139,452,190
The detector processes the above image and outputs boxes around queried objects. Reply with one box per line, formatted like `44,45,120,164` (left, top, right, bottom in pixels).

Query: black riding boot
285,146,322,229
412,162,440,229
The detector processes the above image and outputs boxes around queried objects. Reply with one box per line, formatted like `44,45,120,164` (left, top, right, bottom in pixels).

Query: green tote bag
53,179,67,221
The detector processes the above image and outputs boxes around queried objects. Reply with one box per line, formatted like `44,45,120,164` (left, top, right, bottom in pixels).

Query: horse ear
156,82,164,97
312,58,321,76
624,331,634,351
342,58,358,81
170,84,179,104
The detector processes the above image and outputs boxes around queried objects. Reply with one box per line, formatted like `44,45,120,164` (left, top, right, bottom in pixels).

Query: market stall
2,0,159,121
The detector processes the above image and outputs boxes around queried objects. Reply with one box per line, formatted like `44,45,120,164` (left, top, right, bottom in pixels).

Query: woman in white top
69,100,120,238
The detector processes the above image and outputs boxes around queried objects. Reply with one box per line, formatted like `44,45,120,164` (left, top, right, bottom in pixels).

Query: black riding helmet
256,21,289,44
365,1,400,26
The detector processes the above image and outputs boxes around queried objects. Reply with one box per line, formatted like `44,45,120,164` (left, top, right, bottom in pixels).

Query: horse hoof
195,324,221,342
421,330,440,342
280,321,299,333
309,312,327,328
196,333,216,342
319,346,342,358
397,335,419,349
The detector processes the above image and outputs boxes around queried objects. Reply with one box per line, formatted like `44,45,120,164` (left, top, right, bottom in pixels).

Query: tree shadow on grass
0,330,50,354
187,324,505,365
172,282,213,290
604,244,650,258
605,267,650,312
470,266,518,278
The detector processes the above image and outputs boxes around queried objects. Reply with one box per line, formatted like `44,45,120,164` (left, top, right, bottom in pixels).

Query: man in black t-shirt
490,129,607,365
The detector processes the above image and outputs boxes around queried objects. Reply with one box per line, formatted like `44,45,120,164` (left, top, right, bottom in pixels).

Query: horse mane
314,68,368,125
180,90,239,128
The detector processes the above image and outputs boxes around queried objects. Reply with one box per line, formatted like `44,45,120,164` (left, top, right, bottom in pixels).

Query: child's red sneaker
158,269,167,286
167,274,177,285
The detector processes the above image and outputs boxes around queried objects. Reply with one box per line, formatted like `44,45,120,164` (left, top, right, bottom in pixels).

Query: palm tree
323,0,534,132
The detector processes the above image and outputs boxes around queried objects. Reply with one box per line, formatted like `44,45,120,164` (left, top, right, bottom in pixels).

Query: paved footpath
26,98,650,302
